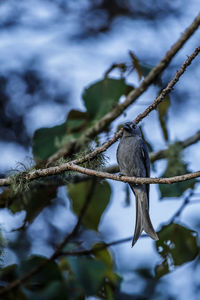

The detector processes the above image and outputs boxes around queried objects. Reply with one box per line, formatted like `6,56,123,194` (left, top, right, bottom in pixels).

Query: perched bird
117,121,158,246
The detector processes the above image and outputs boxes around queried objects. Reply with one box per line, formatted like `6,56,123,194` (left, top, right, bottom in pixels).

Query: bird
116,121,158,246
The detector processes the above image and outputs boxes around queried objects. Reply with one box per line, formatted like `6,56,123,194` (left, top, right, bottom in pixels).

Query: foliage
33,78,132,162
155,223,199,278
159,143,196,198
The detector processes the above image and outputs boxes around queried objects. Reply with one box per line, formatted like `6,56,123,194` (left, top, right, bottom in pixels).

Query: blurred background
0,1,200,299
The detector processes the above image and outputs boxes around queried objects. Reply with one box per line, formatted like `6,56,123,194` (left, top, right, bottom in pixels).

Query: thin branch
134,46,200,124
47,14,200,165
104,129,200,173
61,236,136,256
1,129,198,189
1,161,200,187
150,130,200,162
169,190,194,223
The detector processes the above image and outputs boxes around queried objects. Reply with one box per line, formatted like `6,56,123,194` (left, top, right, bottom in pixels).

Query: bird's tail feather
132,192,158,247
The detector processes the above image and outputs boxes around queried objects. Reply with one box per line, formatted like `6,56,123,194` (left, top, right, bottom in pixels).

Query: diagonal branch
1,129,199,188
134,46,200,123
1,160,200,187
1,129,200,188
105,129,200,173
47,14,200,165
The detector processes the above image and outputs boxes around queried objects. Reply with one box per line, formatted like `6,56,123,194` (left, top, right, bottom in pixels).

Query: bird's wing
140,140,150,203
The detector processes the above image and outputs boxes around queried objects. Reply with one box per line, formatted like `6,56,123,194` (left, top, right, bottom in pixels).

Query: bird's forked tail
132,191,158,247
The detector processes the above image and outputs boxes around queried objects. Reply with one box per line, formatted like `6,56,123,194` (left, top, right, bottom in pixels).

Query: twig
0,161,200,187
169,190,194,223
61,236,137,256
47,14,200,165
134,46,200,123
104,129,200,173
1,129,198,189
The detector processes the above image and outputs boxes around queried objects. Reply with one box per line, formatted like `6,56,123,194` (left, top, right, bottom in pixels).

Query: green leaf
0,264,18,283
17,256,63,287
32,110,89,161
33,121,67,162
93,243,117,283
82,78,133,120
157,94,170,141
0,186,57,226
67,179,111,231
68,256,106,296
159,143,196,198
22,281,69,300
155,223,198,278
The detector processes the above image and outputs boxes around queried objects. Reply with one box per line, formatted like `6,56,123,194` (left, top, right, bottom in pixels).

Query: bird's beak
123,123,131,132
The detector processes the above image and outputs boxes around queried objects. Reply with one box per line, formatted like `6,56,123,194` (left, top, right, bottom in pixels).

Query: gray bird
117,121,158,246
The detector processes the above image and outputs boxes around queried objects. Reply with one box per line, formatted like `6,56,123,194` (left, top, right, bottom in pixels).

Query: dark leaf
68,256,106,296
157,94,170,141
18,256,63,288
82,78,133,120
0,264,17,284
32,122,67,162
155,223,198,278
159,143,196,198
22,281,69,300
67,180,111,231
32,110,89,161
0,186,57,226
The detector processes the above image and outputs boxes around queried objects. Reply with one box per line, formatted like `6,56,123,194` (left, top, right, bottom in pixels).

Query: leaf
157,94,170,141
32,121,67,162
22,281,69,300
32,110,89,161
0,264,18,283
159,143,196,198
67,256,106,296
93,243,116,283
82,78,133,120
155,223,198,278
0,186,57,226
17,256,63,287
129,51,143,80
67,180,111,231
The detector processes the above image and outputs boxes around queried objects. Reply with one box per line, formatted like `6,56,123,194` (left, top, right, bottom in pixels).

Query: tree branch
47,14,200,165
106,129,200,173
1,129,199,190
1,160,200,187
134,46,200,124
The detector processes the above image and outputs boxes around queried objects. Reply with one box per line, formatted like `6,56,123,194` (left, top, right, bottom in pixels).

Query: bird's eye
132,124,136,129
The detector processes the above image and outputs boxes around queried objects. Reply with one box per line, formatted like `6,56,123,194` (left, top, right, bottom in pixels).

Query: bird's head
122,121,141,136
